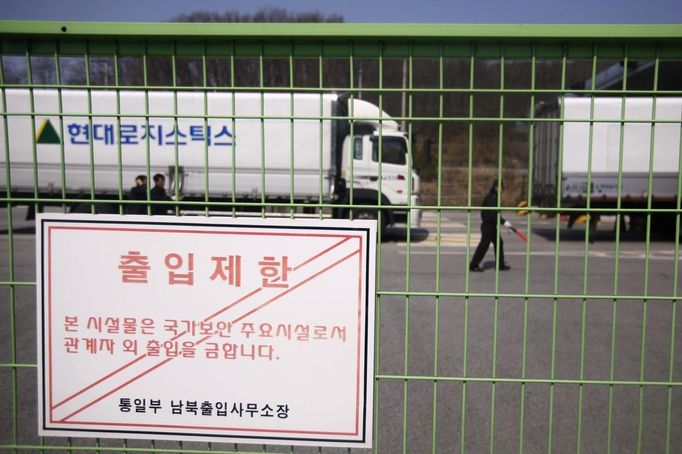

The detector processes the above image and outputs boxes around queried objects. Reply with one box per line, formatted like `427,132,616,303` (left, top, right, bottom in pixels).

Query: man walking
469,179,512,272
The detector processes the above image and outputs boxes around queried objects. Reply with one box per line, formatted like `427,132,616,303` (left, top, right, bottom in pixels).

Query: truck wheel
352,208,388,233
651,213,678,238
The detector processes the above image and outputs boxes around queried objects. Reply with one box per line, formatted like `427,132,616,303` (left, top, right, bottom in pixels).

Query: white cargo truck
534,96,681,233
0,89,420,229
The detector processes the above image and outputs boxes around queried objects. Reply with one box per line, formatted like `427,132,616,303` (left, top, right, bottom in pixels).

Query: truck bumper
410,194,422,228
390,195,421,228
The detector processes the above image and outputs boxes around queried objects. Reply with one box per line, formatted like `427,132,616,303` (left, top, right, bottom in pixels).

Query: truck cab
340,99,421,229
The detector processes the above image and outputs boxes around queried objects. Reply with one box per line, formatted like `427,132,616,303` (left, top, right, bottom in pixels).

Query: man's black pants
470,224,504,267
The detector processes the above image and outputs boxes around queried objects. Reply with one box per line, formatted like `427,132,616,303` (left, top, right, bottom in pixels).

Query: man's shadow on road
0,226,35,235
531,227,673,243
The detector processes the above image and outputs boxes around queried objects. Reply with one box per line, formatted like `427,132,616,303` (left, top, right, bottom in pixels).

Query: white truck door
346,135,371,191
368,135,410,206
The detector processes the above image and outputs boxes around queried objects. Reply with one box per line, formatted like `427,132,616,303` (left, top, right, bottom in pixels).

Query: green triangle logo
36,119,61,145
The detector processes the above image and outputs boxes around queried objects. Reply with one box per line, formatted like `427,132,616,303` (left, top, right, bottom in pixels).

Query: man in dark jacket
469,179,512,272
150,173,170,215
126,175,147,214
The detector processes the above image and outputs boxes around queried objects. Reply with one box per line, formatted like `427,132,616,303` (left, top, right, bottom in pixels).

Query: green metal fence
1,21,682,453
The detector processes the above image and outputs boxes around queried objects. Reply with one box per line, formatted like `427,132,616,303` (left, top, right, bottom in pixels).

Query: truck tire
651,213,679,238
351,208,388,233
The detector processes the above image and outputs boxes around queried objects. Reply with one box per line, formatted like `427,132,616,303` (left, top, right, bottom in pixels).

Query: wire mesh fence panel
1,21,682,453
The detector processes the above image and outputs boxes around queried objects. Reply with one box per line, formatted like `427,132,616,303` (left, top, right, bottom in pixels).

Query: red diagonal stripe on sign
59,247,360,423
51,289,262,411
50,234,359,422
57,334,214,423
231,248,360,325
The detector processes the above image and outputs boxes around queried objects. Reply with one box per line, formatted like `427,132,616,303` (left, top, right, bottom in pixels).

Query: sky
1,0,681,24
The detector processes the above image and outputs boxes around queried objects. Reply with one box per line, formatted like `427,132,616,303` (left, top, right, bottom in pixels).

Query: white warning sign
36,214,376,448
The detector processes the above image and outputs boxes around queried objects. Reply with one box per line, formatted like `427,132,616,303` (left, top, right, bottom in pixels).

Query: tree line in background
1,8,669,203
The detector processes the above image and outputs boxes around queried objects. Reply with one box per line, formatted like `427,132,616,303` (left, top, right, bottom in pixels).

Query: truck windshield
354,137,363,160
371,137,406,165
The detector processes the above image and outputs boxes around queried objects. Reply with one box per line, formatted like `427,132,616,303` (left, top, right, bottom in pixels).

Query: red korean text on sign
118,251,151,283
258,256,292,288
165,253,194,286
209,255,242,287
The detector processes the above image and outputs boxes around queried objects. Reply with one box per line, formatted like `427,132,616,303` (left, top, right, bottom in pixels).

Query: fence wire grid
1,21,682,454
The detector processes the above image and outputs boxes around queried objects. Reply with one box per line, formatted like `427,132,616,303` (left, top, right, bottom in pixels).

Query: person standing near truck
126,175,147,215
469,179,512,272
150,173,170,215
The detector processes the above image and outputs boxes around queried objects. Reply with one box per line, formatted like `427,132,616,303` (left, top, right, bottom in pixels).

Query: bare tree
171,8,343,24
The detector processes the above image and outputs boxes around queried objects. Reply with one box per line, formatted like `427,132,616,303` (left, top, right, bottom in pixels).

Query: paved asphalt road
1,207,681,453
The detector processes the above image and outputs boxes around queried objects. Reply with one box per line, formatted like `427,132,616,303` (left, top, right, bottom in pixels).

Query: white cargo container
0,89,421,229
534,97,681,232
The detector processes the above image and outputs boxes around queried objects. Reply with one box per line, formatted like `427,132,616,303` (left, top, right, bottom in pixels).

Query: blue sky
2,0,681,23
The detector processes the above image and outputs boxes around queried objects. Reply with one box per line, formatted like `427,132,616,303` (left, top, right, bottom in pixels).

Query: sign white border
36,214,376,448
